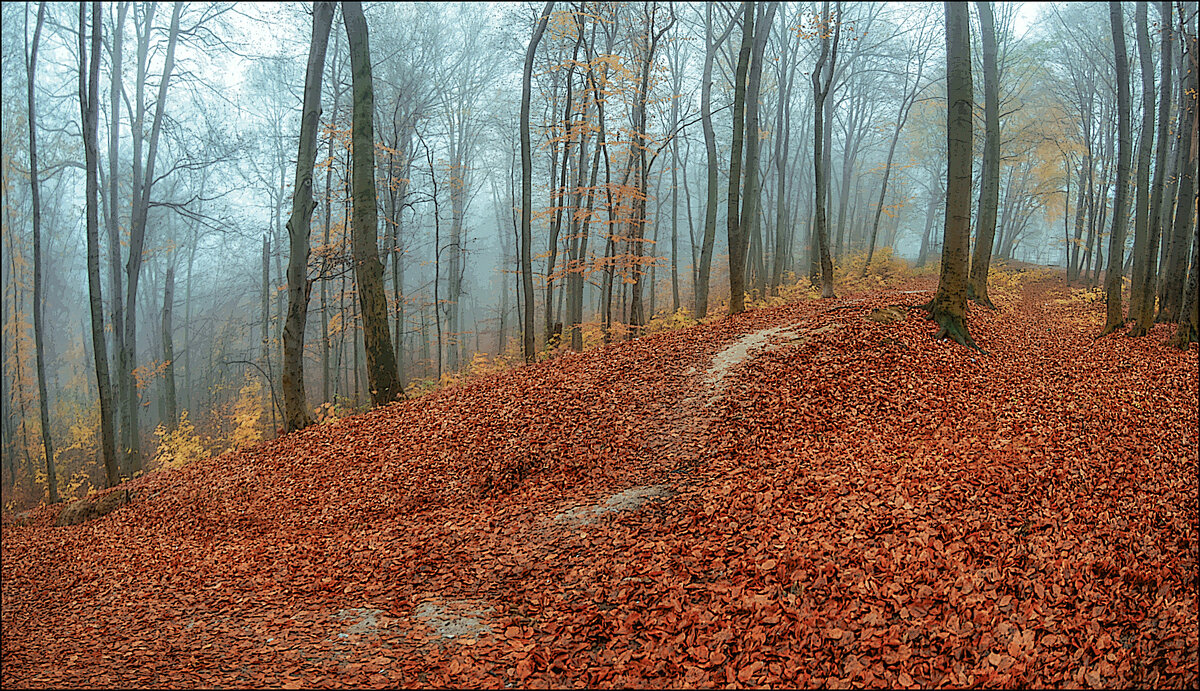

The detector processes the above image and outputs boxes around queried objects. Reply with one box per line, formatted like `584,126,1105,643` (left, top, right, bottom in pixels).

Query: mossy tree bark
1128,1,1160,337
281,1,334,432
927,1,981,352
1101,0,1133,336
343,0,402,405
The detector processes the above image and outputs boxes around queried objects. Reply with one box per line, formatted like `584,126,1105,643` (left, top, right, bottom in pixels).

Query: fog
2,1,1196,507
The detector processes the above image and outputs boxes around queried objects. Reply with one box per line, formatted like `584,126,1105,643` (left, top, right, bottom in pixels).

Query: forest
1,1,1198,689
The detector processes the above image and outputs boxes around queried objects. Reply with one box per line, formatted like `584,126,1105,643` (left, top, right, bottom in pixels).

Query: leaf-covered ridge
2,275,1197,689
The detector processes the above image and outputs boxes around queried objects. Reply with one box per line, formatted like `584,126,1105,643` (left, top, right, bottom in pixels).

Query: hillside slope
3,274,1197,689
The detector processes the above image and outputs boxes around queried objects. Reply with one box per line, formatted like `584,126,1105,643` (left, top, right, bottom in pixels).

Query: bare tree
520,2,554,362
1101,0,1132,336
79,0,119,488
281,1,334,432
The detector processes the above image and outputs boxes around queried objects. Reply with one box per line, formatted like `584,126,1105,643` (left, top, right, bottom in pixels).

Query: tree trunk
520,2,554,362
927,1,979,351
160,266,176,428
106,1,128,453
122,1,181,474
1129,1,1161,336
1101,0,1133,336
281,1,333,431
811,0,840,299
864,20,928,275
695,6,736,319
1167,219,1199,348
726,1,754,314
730,2,777,314
28,1,57,502
1158,19,1197,323
967,0,1000,308
770,11,797,293
79,0,119,489
342,0,401,405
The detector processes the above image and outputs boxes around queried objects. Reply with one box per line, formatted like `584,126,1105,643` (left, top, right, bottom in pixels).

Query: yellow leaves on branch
133,360,171,391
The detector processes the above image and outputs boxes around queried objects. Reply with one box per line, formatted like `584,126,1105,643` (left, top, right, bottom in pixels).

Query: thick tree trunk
927,1,979,351
967,1,1000,308
343,0,402,405
520,2,554,362
1102,0,1133,336
1158,24,1197,323
79,1,119,488
281,1,333,431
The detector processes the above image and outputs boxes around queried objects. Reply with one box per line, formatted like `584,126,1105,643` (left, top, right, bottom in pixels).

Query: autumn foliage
2,274,1197,689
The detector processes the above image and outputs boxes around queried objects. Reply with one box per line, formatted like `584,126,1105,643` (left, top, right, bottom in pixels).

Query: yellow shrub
153,410,208,470
228,376,264,451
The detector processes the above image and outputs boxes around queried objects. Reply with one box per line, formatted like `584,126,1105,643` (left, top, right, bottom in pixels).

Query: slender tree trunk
695,5,735,319
106,2,128,451
1102,0,1134,335
281,1,333,431
927,1,979,350
811,0,840,299
726,1,754,314
160,265,176,428
27,0,57,502
79,0,119,488
1129,1,1160,335
967,0,1000,308
864,44,925,275
770,12,797,293
343,0,401,404
123,1,181,474
520,2,554,361
730,2,777,314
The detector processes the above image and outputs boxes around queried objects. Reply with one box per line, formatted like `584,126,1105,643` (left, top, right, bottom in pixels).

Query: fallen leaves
2,275,1197,689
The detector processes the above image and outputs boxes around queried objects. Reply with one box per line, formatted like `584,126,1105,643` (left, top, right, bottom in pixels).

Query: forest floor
2,271,1197,689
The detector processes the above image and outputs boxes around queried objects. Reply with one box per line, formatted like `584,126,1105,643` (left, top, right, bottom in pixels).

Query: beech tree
520,2,554,363
342,0,402,406
1101,0,1132,336
281,1,334,432
966,0,1000,308
810,0,840,299
926,1,979,350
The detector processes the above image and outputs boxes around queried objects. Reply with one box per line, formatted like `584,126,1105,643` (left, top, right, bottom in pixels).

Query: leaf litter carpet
2,275,1197,689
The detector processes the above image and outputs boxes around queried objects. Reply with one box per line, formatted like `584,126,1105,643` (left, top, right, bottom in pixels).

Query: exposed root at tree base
970,294,999,311
1099,318,1127,337
921,300,987,354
